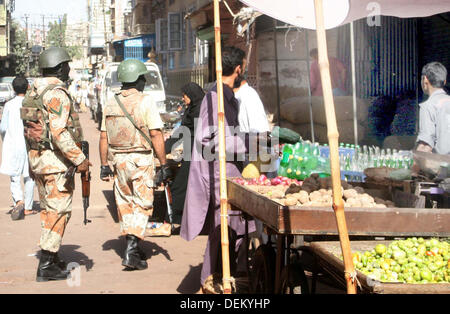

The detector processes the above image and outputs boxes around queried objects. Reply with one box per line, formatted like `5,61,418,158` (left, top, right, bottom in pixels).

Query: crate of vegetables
232,174,394,208
311,238,450,294
227,176,450,236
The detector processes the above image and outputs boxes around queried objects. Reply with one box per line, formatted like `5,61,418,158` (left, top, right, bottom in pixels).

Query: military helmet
39,47,72,69
117,59,149,83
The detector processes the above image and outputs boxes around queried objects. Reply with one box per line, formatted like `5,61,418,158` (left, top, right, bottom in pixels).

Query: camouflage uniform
102,89,164,239
26,77,86,253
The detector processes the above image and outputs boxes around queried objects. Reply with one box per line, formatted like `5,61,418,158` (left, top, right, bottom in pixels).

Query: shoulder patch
48,98,62,116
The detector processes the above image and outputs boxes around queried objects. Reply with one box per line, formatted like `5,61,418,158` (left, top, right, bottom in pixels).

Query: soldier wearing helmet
99,59,172,270
20,47,91,282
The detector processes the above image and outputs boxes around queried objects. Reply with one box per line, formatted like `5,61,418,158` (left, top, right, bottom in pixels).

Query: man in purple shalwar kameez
180,47,256,288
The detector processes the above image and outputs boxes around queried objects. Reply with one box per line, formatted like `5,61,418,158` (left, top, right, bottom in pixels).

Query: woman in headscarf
165,82,205,225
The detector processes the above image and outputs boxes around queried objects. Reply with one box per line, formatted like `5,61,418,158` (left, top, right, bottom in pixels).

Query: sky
12,0,88,27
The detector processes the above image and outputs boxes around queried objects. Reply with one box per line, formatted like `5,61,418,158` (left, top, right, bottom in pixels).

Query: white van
100,61,166,115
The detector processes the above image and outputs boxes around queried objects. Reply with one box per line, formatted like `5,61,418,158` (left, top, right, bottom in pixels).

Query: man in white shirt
0,77,36,220
234,79,271,247
235,79,270,133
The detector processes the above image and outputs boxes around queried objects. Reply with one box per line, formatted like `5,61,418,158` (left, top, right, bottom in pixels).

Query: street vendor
416,62,450,155
180,46,256,291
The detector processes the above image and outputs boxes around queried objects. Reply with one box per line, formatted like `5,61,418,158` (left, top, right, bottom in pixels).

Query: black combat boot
122,235,148,270
36,250,71,282
54,253,67,270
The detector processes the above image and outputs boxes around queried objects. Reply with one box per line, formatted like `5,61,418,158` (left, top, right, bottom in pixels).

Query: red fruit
271,178,282,185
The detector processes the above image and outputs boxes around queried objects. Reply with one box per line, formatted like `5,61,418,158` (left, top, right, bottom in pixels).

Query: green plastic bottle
294,156,303,180
299,169,309,180
302,141,311,155
286,154,296,179
344,154,351,171
280,144,293,167
294,142,303,154
312,142,320,157
278,144,293,177
278,162,288,177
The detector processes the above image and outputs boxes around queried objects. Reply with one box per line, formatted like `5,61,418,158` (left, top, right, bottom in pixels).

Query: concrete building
154,0,213,97
0,0,13,76
111,0,157,63
88,0,112,58
66,21,90,69
110,0,132,40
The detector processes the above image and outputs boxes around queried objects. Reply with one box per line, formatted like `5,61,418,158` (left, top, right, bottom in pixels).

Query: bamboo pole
213,0,232,295
313,0,357,294
350,22,358,146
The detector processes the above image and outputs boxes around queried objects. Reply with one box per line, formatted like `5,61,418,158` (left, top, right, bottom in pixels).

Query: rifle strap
114,94,153,148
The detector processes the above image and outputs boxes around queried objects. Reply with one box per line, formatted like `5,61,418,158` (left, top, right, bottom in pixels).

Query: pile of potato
248,174,396,208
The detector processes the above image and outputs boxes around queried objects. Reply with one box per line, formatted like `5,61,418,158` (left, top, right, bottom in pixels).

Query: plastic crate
341,171,366,182
319,146,355,159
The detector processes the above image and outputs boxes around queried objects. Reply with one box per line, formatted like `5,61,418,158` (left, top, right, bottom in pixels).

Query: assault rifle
65,141,91,225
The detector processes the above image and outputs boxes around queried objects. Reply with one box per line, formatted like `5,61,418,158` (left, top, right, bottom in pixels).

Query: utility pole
58,15,64,47
42,15,46,48
23,14,30,76
102,0,110,61
23,14,30,44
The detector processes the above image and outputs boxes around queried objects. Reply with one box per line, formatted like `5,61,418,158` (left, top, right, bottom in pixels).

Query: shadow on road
102,190,119,223
102,189,168,224
34,245,94,271
102,236,173,262
176,264,202,294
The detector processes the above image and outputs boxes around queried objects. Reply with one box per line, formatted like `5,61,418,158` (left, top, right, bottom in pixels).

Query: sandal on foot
11,203,25,221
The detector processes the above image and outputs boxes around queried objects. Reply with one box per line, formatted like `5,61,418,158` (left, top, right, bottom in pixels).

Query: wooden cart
227,179,450,294
310,241,450,294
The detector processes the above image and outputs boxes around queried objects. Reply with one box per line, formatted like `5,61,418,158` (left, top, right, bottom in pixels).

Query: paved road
0,110,207,294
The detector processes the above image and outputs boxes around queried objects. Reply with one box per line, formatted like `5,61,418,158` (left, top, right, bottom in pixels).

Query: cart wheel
280,263,310,294
250,244,276,294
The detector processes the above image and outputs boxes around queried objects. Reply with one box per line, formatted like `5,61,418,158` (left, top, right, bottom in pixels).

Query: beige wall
256,28,340,115
0,4,7,57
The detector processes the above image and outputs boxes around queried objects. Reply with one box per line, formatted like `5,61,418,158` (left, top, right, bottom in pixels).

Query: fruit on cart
343,189,358,199
233,175,301,187
234,174,396,208
268,189,285,199
375,244,387,255
242,163,260,179
284,197,298,206
348,238,450,284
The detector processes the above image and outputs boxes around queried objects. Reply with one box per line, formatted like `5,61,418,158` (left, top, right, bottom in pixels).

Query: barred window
168,12,182,50
156,18,168,53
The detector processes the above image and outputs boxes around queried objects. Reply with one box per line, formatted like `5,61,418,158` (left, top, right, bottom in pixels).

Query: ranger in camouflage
21,47,92,282
99,59,172,271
